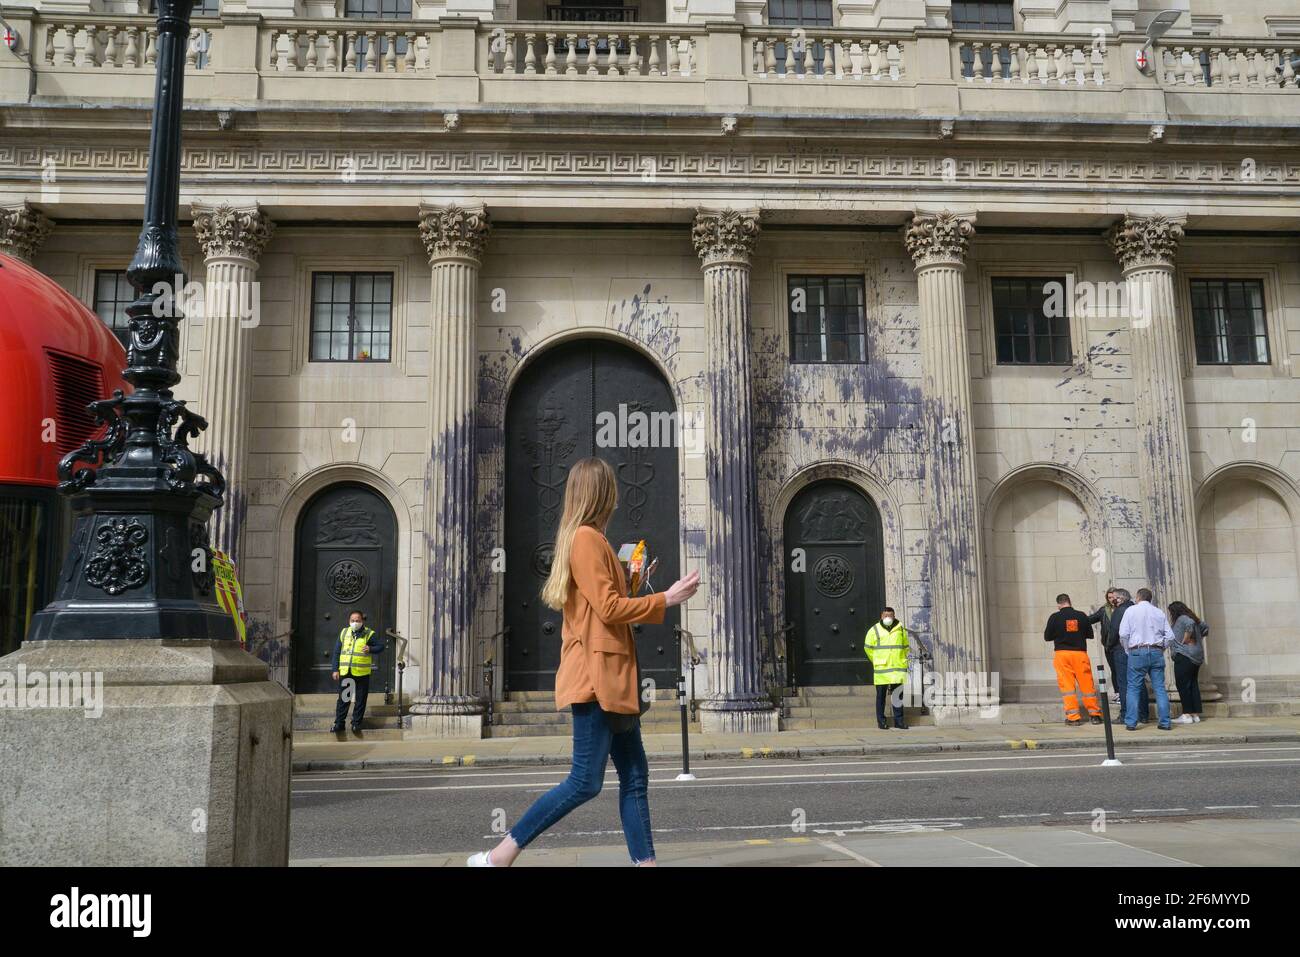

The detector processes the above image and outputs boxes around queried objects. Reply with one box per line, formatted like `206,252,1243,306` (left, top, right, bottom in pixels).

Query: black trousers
875,684,904,726
333,672,371,730
1173,655,1202,714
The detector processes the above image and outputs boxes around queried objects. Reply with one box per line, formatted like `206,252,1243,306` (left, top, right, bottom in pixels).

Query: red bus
0,252,130,656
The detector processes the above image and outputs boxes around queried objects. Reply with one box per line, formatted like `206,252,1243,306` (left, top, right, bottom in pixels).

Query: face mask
350,622,362,632
881,617,895,627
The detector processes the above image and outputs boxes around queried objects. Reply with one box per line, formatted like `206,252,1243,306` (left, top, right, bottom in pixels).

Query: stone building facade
2,0,1299,735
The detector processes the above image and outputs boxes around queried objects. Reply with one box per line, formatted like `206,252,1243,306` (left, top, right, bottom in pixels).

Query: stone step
781,715,934,731
796,685,876,698
486,721,701,738
293,712,403,731
294,728,405,742
295,695,400,715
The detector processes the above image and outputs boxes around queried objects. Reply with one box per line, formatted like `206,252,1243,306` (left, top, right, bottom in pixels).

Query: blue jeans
509,702,655,863
1126,646,1171,729
1109,643,1151,725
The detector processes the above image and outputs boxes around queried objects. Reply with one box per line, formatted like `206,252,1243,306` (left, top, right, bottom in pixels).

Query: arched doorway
292,483,398,693
987,479,1098,700
1198,476,1300,689
504,338,682,693
783,480,885,686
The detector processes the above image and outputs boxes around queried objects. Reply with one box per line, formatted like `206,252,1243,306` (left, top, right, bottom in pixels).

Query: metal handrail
479,626,510,728
384,628,408,716
672,625,700,721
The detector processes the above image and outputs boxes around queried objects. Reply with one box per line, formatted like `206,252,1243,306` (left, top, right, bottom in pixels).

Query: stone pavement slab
290,818,1300,867
291,716,1300,771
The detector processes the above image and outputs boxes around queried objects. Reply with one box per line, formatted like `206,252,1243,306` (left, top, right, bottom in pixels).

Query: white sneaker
1192,715,1202,723
467,851,498,867
1175,714,1195,724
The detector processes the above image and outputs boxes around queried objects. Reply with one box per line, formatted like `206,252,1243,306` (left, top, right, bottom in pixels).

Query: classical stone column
691,208,776,734
904,212,988,697
1106,214,1218,701
410,203,490,738
0,202,53,263
191,202,275,563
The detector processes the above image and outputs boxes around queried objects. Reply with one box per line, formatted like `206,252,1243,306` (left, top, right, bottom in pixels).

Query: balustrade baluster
344,31,358,72
503,33,516,74
606,33,621,76
285,30,299,71
383,32,396,72
648,35,661,77
102,26,119,68
566,33,578,74
628,35,641,76
125,27,140,68
668,35,680,77
305,30,319,72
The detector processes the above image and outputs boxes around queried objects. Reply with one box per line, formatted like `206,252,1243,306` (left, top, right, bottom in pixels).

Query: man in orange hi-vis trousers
1043,593,1104,726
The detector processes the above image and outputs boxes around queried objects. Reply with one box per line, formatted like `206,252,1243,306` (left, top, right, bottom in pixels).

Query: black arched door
293,483,397,693
783,481,885,686
504,339,681,693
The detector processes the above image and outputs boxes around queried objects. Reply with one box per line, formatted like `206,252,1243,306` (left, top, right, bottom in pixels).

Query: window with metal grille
345,0,412,60
952,0,1014,30
1190,279,1270,365
954,0,1014,78
788,275,867,364
45,349,106,456
92,270,133,348
991,277,1072,365
310,272,394,362
767,0,833,75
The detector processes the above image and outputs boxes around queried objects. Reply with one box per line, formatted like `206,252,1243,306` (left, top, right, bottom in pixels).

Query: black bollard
1097,663,1122,766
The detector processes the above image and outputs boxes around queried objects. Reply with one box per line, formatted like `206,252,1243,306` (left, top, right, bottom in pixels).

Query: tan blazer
554,524,667,714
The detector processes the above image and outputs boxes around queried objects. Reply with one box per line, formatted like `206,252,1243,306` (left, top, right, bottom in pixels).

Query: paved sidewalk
291,715,1300,771
291,817,1300,867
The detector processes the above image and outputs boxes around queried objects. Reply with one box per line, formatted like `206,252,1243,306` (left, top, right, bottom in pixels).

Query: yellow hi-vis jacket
337,626,376,677
864,621,909,686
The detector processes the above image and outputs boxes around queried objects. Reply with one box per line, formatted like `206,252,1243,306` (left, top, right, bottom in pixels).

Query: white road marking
1063,829,1201,867
292,755,1300,795
292,745,1300,783
950,835,1039,867
1205,805,1258,809
818,840,883,865
998,813,1051,818
1131,808,1190,813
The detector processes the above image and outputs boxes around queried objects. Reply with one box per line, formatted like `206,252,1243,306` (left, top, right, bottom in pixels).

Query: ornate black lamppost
28,0,233,642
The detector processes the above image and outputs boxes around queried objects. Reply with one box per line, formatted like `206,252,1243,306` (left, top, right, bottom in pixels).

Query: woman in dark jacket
1168,600,1207,724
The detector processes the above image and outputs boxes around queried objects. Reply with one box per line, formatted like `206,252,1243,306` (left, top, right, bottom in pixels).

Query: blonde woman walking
468,457,700,867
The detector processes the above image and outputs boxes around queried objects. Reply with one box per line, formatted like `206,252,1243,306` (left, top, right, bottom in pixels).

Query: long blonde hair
541,457,618,610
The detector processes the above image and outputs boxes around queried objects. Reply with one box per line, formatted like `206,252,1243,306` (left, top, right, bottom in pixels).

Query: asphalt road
289,743,1300,864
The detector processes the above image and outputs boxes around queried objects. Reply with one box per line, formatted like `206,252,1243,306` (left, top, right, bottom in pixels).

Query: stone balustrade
38,16,216,71
955,35,1109,86
265,22,434,73
748,30,907,81
3,13,1295,118
1158,40,1299,89
483,25,701,78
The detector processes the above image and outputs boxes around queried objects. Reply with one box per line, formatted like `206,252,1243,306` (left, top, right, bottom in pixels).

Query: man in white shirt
1117,587,1173,731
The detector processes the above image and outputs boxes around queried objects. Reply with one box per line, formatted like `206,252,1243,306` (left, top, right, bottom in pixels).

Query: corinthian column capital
191,203,276,262
692,207,761,267
0,203,54,263
418,203,491,264
1105,214,1186,273
904,210,976,269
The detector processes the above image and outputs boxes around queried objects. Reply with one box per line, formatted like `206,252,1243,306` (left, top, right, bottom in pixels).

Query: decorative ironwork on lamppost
28,0,234,642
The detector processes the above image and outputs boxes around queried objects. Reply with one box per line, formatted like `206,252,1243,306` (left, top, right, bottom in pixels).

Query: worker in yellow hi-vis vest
330,610,384,736
864,605,909,731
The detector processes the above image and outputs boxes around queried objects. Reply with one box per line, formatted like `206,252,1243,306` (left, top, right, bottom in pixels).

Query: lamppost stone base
406,713,485,739
698,702,779,735
0,639,292,866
